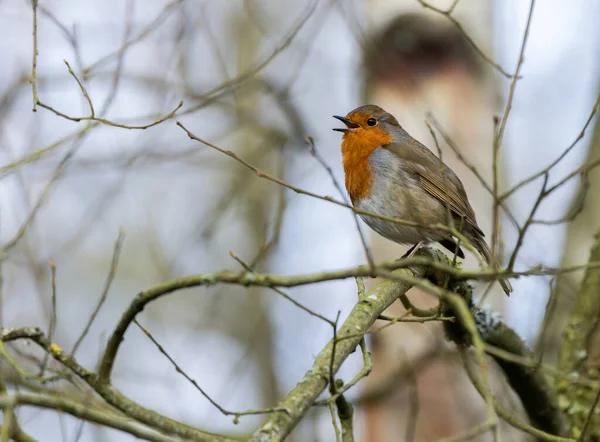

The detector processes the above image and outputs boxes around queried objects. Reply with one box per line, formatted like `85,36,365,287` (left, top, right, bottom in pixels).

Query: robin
333,104,512,296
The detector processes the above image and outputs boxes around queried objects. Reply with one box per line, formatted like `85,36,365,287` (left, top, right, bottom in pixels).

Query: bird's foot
399,240,425,260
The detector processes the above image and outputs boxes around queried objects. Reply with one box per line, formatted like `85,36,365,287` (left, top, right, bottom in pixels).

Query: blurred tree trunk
360,1,527,440
545,78,600,366
552,78,600,438
187,10,283,411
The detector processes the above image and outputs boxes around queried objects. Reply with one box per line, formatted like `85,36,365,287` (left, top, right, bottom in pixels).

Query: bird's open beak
332,115,360,133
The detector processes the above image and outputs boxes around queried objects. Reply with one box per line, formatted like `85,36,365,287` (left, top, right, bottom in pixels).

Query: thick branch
0,392,175,442
96,256,453,382
486,322,569,436
250,249,442,441
436,275,568,437
0,377,37,442
96,253,572,384
1,328,235,442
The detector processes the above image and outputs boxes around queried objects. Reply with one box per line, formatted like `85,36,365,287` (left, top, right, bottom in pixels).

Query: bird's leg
400,243,418,260
400,240,426,260
392,241,427,285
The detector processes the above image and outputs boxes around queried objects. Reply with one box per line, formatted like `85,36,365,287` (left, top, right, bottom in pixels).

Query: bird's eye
367,118,377,127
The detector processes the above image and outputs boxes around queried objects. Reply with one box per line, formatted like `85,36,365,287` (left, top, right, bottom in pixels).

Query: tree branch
1,328,236,442
251,248,442,441
0,392,175,442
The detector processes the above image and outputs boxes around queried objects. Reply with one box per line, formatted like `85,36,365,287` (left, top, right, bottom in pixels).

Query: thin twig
176,122,470,241
578,387,600,441
2,328,237,442
252,265,424,441
0,124,97,179
491,0,536,257
416,0,514,78
501,93,600,201
30,0,39,111
39,259,57,375
181,0,318,116
435,421,496,442
36,100,183,130
64,61,95,118
71,229,125,356
329,402,342,442
133,319,286,422
305,136,375,269
82,0,185,76
535,278,558,365
404,350,419,442
485,343,598,389
447,295,499,441
95,252,600,383
97,0,134,117
507,172,548,270
426,115,520,231
229,251,334,325
38,5,84,71
3,125,93,252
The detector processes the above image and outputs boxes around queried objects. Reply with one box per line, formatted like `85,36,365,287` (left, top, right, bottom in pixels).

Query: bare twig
39,259,57,375
305,136,375,269
133,319,286,422
71,228,126,356
229,251,335,325
1,328,236,442
491,0,536,256
82,0,185,76
30,0,39,111
97,0,134,117
36,100,183,130
416,0,514,78
446,294,499,441
3,125,92,252
0,124,97,179
328,401,342,442
404,350,419,442
535,278,559,365
501,93,600,202
176,122,477,243
436,421,496,442
64,60,95,118
507,172,548,269
426,115,520,231
181,0,318,115
578,387,600,441
0,378,37,442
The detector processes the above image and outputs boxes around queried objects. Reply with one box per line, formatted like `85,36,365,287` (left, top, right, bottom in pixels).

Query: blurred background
1,0,599,440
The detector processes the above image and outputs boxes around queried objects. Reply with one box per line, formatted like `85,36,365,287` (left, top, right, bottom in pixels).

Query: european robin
333,104,512,296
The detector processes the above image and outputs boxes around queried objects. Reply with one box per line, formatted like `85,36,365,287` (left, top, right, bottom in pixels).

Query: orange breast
341,128,393,203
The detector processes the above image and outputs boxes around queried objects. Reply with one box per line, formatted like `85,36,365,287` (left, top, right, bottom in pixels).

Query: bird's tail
475,237,513,296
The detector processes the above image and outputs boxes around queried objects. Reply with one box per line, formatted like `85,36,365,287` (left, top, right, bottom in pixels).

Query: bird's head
333,104,401,158
333,105,402,202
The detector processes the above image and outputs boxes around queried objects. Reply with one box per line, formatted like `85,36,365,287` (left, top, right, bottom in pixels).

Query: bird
333,104,512,296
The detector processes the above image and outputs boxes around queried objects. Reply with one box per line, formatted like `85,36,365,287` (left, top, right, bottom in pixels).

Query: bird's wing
383,139,484,237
